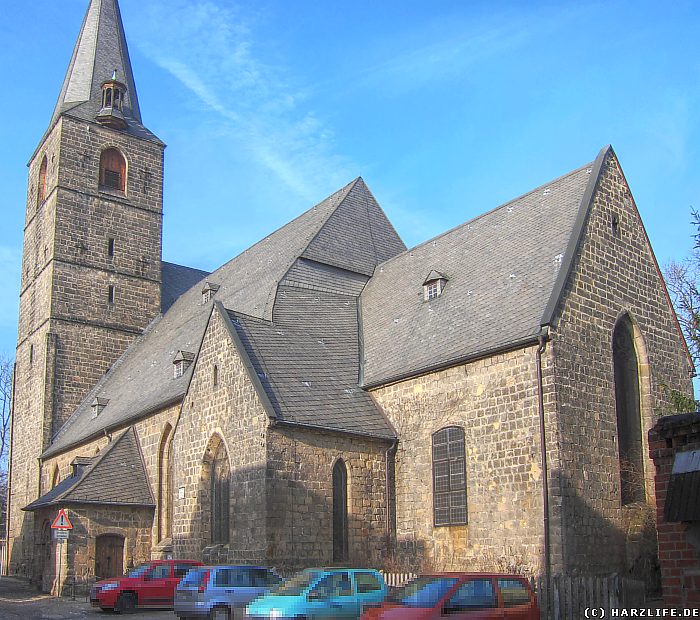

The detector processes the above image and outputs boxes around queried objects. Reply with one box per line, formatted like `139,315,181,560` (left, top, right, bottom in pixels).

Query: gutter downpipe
536,328,551,610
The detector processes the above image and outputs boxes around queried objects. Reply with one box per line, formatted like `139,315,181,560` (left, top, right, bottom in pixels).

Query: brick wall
649,415,700,608
550,150,693,575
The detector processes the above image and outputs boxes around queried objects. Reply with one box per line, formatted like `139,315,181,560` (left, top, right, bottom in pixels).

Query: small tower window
202,282,220,304
423,271,448,301
108,285,116,305
173,351,195,379
99,148,127,192
213,364,219,388
107,238,115,258
37,155,48,205
29,344,35,366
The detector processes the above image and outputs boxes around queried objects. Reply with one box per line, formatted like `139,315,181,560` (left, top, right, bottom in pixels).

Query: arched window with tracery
332,458,349,562
613,314,645,504
37,155,48,205
99,148,127,192
432,426,467,526
158,424,174,541
210,439,230,544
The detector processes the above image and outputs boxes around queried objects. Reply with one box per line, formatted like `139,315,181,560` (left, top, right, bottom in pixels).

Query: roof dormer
91,397,110,419
202,282,220,304
173,350,195,378
423,271,448,301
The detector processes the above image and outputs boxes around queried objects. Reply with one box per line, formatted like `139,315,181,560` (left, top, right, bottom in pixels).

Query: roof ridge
206,178,360,285
374,158,597,271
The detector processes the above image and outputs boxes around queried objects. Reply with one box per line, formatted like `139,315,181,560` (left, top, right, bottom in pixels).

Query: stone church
7,0,693,594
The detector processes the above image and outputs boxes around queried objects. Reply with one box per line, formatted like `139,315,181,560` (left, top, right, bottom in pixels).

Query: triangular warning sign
51,508,73,530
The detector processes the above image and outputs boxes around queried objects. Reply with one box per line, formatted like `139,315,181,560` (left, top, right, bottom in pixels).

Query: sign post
51,509,73,596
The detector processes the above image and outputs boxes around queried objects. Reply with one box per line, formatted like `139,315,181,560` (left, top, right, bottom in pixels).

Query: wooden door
95,535,124,580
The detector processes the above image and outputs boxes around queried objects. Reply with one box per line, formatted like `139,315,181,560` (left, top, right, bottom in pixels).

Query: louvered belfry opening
613,314,645,505
99,148,126,192
432,426,467,526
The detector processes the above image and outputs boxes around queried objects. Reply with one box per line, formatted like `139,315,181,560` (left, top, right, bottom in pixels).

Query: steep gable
302,178,405,276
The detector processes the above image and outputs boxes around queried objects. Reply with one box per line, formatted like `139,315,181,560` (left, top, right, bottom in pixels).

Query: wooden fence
535,574,646,619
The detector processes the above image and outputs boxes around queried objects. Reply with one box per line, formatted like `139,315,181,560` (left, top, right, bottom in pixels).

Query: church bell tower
8,0,164,575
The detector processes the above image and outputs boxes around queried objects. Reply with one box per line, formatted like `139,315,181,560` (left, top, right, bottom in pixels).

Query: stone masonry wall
33,505,153,595
172,307,269,564
266,426,390,572
9,114,164,576
372,345,556,575
550,150,694,575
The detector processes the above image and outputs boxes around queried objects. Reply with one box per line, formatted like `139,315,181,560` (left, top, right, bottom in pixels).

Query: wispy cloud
129,0,352,201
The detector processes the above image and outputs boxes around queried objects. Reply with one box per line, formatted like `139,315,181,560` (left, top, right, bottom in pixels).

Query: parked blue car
246,567,387,619
175,565,282,619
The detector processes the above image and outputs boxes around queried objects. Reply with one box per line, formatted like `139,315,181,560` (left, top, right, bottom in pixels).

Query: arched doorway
37,520,53,593
613,314,645,504
332,459,348,562
95,534,124,580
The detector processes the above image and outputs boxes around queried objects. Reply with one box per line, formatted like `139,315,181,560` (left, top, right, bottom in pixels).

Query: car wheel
209,607,231,620
115,592,137,614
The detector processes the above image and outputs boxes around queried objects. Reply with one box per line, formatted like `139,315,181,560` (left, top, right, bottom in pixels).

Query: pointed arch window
158,424,174,541
613,314,645,504
332,459,349,562
37,156,48,205
211,441,230,544
99,148,126,192
432,426,467,526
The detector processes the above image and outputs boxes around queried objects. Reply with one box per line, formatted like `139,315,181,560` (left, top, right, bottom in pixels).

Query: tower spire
49,0,150,137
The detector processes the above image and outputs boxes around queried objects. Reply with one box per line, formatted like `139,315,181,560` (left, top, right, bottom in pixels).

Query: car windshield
389,576,459,608
179,568,208,587
126,564,153,578
271,569,321,596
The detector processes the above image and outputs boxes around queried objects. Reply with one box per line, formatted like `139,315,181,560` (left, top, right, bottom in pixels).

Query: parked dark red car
361,573,539,619
90,559,203,613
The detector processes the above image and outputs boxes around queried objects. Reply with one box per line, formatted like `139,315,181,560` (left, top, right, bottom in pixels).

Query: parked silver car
174,565,282,619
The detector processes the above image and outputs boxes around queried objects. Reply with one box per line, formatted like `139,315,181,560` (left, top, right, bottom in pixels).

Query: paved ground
0,577,178,620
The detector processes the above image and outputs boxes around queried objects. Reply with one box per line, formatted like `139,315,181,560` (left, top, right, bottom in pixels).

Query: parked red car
361,573,539,619
90,559,203,613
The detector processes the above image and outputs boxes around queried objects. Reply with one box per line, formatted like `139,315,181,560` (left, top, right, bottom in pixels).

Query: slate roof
44,178,404,457
25,428,154,510
161,261,210,313
360,157,600,387
227,286,394,438
47,0,160,144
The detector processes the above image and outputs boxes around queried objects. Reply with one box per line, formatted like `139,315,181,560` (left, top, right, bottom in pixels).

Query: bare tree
665,257,700,368
0,354,13,534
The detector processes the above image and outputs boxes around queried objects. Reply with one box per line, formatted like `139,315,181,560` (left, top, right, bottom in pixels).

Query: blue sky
0,0,698,360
